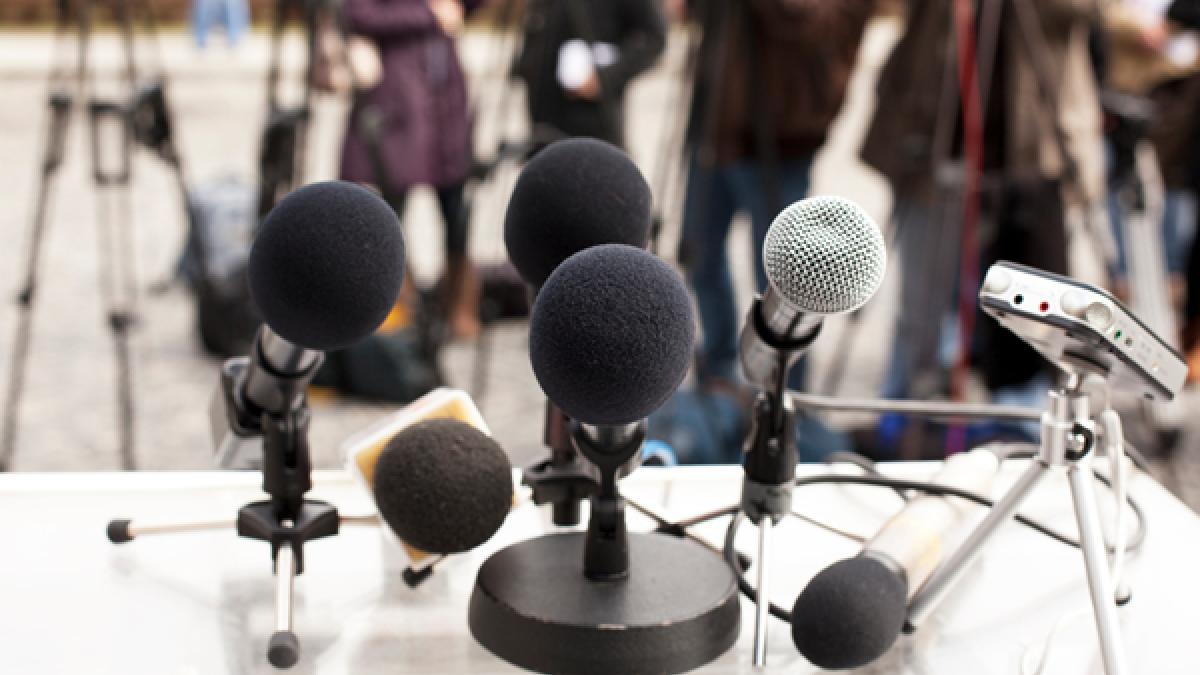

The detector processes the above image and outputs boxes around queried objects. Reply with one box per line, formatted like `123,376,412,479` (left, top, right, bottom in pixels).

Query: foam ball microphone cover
529,244,695,426
504,138,653,288
791,556,909,670
248,180,405,351
372,418,513,555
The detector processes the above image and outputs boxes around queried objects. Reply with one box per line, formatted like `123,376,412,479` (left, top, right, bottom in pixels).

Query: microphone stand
106,339,377,669
470,418,741,674
737,294,816,669
904,370,1131,675
742,389,797,668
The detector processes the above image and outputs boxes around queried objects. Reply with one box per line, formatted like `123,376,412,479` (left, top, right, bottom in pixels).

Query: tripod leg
0,93,74,471
106,517,236,543
752,518,772,669
1067,462,1130,675
107,513,375,544
269,540,301,668
907,458,1049,628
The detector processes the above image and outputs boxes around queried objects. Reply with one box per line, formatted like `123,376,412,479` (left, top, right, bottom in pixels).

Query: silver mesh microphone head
763,196,886,315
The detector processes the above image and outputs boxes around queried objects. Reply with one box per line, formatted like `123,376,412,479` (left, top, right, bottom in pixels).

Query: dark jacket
861,0,1103,205
339,0,478,192
687,0,873,165
516,0,666,148
1170,0,1200,31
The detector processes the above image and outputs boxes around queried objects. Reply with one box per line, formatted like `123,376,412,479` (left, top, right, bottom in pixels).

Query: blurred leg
729,159,814,390
682,159,738,384
191,0,212,49
225,0,250,47
436,182,480,339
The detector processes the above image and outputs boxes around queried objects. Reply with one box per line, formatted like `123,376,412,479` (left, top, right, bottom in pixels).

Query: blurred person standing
675,0,873,393
339,0,483,339
864,0,1106,448
516,0,667,151
1103,0,1200,305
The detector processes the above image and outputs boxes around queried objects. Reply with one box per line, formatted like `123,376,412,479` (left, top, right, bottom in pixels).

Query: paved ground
1,21,1198,511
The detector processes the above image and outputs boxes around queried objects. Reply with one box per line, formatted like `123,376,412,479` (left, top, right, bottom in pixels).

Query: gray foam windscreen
763,196,886,314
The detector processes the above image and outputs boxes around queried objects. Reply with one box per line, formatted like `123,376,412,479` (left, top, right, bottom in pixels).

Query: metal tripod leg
106,513,379,543
0,91,74,471
1068,461,1130,675
752,518,773,669
269,539,301,668
907,458,1049,627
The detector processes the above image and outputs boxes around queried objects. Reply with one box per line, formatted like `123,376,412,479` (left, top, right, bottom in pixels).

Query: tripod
107,346,378,669
0,0,187,471
257,0,322,220
905,371,1132,675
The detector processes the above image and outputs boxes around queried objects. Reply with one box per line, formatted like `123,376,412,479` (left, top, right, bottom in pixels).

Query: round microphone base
469,531,741,675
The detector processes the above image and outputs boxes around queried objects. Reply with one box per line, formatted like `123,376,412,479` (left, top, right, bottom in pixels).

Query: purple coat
339,0,475,192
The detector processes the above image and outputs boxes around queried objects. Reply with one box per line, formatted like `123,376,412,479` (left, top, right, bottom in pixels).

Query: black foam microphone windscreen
372,418,513,555
504,138,653,288
791,556,908,670
248,180,405,351
529,244,694,426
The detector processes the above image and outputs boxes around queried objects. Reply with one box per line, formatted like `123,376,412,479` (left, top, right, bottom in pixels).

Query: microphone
372,418,514,555
739,196,886,390
503,138,655,524
530,243,694,578
529,243,694,429
738,196,886,666
211,180,405,466
790,449,1000,669
468,244,742,675
504,137,653,289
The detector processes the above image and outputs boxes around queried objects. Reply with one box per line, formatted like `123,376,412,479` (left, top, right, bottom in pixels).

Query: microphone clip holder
522,401,599,526
741,392,798,525
570,420,647,581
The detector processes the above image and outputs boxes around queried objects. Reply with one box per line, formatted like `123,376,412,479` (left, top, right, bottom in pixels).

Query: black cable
824,450,910,501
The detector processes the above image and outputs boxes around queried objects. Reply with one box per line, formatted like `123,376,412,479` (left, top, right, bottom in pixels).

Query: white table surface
1,462,1198,674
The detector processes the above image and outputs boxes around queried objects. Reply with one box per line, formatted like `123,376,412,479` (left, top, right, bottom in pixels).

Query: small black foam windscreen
791,556,908,670
504,138,653,288
248,181,405,351
529,244,695,426
373,419,513,555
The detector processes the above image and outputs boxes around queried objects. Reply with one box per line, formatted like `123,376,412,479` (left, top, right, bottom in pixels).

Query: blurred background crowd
2,0,1200,510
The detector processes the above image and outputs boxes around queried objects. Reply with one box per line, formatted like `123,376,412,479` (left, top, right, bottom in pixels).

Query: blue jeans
192,0,249,49
681,157,813,389
881,198,963,400
1105,141,1197,278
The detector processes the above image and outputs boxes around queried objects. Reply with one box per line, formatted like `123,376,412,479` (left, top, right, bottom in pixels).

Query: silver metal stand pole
906,457,1048,626
752,518,772,668
268,536,301,668
109,513,379,543
275,541,295,633
1068,460,1130,675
